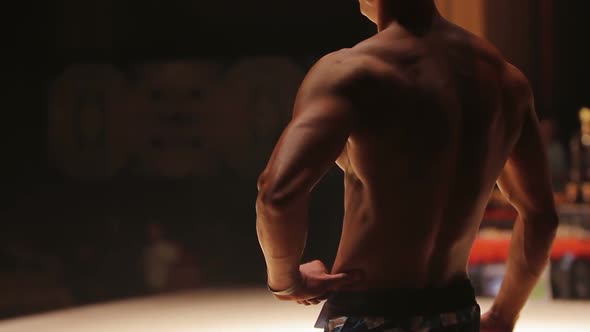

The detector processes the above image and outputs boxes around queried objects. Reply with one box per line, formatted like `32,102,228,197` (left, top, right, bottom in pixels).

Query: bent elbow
257,170,269,192
522,208,559,232
257,183,307,215
257,172,280,207
257,186,294,211
256,170,310,215
538,208,559,228
546,210,559,229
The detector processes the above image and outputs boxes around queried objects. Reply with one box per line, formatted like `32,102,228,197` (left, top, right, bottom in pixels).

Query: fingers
296,298,322,306
322,270,365,291
325,274,356,291
317,294,329,301
321,270,364,283
320,272,349,282
308,298,321,305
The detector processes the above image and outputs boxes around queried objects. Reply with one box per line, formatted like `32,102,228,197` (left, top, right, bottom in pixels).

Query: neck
376,0,439,32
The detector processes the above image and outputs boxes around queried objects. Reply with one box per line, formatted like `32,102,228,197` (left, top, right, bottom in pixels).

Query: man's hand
270,260,363,305
480,310,515,332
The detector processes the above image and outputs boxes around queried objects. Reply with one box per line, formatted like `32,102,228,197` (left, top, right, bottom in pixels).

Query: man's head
358,0,437,27
358,0,379,23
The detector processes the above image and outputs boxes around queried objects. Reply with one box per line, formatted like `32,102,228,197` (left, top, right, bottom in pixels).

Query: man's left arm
256,67,355,294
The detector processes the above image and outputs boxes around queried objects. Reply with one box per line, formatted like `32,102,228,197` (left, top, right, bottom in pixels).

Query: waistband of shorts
314,278,477,329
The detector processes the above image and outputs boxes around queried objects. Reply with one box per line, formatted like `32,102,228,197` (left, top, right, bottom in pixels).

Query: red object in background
469,237,590,265
469,238,511,265
550,238,590,260
472,203,590,265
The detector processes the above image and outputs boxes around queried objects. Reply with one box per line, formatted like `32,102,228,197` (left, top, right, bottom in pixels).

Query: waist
316,278,476,325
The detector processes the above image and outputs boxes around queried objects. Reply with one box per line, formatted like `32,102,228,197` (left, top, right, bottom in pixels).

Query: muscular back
331,21,529,288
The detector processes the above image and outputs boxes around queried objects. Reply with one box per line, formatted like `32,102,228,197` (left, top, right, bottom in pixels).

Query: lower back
331,186,482,290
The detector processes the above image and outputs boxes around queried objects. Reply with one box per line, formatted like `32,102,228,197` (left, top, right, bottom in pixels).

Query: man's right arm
492,74,558,328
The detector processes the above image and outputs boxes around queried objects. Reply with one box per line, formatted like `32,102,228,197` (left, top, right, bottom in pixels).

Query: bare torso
331,20,526,289
257,10,555,326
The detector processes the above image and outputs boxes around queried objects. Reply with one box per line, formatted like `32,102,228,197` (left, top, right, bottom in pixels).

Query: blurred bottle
567,107,590,203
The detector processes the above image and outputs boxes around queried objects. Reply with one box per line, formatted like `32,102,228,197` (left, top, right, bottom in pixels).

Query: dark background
2,0,589,319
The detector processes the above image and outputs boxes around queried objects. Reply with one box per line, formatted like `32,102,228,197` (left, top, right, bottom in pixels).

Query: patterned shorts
316,279,480,332
324,305,480,332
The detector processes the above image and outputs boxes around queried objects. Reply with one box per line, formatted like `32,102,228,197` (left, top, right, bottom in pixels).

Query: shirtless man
256,1,558,331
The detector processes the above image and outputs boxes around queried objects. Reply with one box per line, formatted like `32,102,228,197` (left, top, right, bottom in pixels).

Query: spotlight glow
0,289,588,332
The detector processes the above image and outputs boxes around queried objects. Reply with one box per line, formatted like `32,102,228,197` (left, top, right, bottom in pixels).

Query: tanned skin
256,1,558,331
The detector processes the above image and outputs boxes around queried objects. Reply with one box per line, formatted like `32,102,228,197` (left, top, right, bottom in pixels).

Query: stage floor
0,288,589,331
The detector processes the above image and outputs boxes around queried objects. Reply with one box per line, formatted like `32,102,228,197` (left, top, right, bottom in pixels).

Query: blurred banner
48,57,304,179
